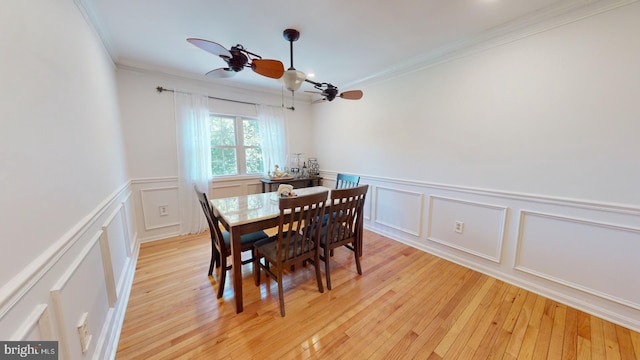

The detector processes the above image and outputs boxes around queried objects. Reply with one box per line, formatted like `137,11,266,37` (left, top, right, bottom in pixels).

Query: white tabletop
210,186,331,227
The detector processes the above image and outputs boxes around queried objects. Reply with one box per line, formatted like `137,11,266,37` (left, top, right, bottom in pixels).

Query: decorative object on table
270,165,292,180
289,152,304,178
277,184,295,197
307,158,319,177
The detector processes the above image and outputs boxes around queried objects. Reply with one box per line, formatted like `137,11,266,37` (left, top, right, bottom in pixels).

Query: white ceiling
82,0,605,95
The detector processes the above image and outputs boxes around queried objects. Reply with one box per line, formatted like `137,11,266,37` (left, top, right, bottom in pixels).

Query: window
209,114,264,176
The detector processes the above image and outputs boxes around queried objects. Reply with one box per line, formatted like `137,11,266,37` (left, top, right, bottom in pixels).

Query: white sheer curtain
256,104,288,175
174,90,211,235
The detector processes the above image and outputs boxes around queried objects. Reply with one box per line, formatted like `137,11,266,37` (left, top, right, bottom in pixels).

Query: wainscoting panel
211,183,243,199
427,196,507,263
12,304,53,341
99,231,117,307
121,192,135,256
364,185,372,221
140,186,180,231
51,231,110,359
374,186,424,237
1,182,138,359
515,210,640,310
102,204,131,304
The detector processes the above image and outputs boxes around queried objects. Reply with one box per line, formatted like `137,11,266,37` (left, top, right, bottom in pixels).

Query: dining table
210,186,332,313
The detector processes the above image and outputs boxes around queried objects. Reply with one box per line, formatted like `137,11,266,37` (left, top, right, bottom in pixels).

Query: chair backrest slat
335,173,360,189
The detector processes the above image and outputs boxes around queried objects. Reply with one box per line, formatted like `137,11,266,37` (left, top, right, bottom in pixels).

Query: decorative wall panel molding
515,210,640,310
120,192,134,256
0,183,129,319
374,186,424,237
50,231,109,359
102,204,131,304
427,196,508,263
211,183,243,199
325,170,640,214
140,186,180,230
12,304,52,341
99,231,117,307
364,186,372,221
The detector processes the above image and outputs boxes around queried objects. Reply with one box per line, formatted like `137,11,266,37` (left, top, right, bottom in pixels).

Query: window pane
245,147,264,174
211,148,238,176
243,119,261,146
210,116,236,146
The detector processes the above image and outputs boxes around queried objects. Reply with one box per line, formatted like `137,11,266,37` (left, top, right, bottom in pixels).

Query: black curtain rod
156,86,257,106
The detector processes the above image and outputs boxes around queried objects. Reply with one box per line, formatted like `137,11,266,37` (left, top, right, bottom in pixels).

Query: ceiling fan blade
205,68,236,78
304,90,323,94
187,38,232,58
251,59,285,79
312,98,327,104
340,90,363,100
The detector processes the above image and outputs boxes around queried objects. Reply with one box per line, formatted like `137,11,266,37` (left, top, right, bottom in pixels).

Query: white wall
312,3,640,331
0,1,136,359
116,68,316,241
312,4,639,206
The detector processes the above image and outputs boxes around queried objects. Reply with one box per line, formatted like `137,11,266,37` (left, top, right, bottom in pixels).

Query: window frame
209,113,263,178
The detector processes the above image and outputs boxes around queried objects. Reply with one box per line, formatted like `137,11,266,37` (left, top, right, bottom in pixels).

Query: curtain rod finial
156,86,164,93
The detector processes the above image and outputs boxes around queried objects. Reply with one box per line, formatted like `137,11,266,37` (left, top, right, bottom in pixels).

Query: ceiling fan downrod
283,29,300,70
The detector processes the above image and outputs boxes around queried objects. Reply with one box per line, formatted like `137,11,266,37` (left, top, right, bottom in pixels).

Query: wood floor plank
604,320,622,360
116,230,640,359
531,299,556,360
515,295,546,359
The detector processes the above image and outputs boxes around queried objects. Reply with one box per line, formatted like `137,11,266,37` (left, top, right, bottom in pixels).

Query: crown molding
345,0,638,90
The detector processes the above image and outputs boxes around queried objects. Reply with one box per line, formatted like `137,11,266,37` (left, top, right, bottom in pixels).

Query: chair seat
222,230,269,253
255,232,312,261
318,224,348,246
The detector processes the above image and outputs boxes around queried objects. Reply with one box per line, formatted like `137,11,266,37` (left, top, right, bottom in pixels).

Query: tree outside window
210,114,264,176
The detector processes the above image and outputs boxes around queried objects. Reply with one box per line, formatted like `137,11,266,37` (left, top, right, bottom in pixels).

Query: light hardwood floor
117,230,640,359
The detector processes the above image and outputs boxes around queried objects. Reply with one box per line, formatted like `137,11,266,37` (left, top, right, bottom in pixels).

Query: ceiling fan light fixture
281,69,306,91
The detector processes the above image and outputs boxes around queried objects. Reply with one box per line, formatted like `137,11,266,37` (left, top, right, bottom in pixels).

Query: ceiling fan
187,38,284,79
305,80,364,103
279,29,364,103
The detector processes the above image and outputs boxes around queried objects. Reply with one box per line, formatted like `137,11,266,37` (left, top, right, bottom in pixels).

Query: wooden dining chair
319,184,368,290
335,173,360,189
253,190,329,316
329,173,361,257
194,186,269,299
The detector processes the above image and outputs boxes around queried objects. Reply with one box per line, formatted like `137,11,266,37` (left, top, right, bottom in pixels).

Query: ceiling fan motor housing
324,86,338,101
227,46,249,72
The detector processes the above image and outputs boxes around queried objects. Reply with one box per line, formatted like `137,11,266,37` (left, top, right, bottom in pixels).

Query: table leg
230,228,244,313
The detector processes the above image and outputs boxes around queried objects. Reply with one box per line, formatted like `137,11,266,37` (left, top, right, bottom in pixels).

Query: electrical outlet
454,221,464,234
159,205,169,216
77,312,92,353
